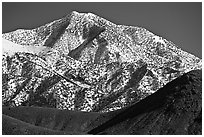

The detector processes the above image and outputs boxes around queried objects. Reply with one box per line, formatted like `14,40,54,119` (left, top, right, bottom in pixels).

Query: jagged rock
2,11,202,112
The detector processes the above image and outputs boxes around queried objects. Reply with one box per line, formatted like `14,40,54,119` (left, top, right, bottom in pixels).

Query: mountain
2,69,202,135
2,11,202,112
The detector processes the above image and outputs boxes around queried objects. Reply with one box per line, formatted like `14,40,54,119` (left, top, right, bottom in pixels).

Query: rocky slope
87,69,202,134
2,69,202,135
2,11,202,112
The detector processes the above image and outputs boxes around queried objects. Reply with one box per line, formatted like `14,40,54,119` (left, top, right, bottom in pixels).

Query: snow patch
2,38,48,56
152,35,165,45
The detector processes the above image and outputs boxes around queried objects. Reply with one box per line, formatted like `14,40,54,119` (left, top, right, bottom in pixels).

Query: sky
2,2,202,58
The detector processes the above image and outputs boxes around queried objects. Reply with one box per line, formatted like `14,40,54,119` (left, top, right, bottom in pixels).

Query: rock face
2,11,202,112
2,70,202,135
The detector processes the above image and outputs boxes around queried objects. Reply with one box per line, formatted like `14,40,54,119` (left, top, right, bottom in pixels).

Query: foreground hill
2,114,69,135
2,106,100,134
2,69,202,135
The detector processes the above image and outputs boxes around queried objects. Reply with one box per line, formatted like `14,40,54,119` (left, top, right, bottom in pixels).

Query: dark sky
2,2,202,58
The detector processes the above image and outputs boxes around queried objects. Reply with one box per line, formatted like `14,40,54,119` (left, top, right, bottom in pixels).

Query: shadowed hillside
2,106,100,134
87,69,202,134
2,114,69,135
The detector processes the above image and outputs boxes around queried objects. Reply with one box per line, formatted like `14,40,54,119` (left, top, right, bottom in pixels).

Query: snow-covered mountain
2,11,202,112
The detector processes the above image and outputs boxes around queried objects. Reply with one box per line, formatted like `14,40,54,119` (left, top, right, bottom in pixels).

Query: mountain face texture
2,69,202,135
2,11,202,113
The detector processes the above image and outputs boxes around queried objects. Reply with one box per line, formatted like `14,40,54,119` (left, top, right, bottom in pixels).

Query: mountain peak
2,11,201,112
